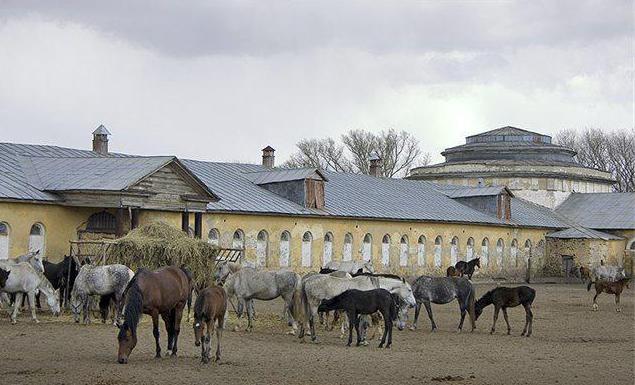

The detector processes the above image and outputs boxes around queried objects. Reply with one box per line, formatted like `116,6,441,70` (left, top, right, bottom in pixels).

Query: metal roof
546,226,623,240
92,125,111,135
467,126,549,140
555,193,635,230
243,168,328,185
442,186,514,199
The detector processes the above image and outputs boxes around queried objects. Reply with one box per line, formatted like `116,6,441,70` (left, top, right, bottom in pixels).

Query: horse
323,260,374,274
474,286,535,337
10,250,44,273
0,261,60,323
318,288,400,348
296,273,416,343
446,266,460,277
455,258,480,279
193,286,228,363
586,265,626,291
588,278,630,312
36,255,79,309
222,266,301,333
0,268,9,288
579,266,592,283
117,266,192,364
409,276,476,332
71,263,134,324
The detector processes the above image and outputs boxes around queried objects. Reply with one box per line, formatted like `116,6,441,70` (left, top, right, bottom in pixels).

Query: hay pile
108,222,219,288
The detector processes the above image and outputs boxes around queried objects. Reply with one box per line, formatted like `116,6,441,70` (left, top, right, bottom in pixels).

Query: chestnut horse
193,286,227,363
117,266,192,364
589,277,630,312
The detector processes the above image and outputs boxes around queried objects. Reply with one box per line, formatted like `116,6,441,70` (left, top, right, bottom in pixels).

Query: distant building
408,126,615,209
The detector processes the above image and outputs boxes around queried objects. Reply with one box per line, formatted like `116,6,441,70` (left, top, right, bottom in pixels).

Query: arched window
450,236,459,265
524,239,532,262
362,233,372,262
280,231,291,267
323,232,333,265
232,229,245,250
86,211,117,233
511,239,518,267
434,236,442,267
28,223,45,255
343,233,353,261
381,234,391,266
208,228,220,246
301,231,313,267
399,235,409,267
256,230,269,268
417,235,426,266
481,238,489,267
496,238,505,271
0,222,9,260
466,237,475,260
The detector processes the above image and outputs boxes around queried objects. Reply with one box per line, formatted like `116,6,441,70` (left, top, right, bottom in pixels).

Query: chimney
369,153,383,177
262,146,275,168
92,124,111,155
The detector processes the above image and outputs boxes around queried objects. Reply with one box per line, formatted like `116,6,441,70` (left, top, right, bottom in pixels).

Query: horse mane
475,288,494,309
319,268,337,274
119,270,145,338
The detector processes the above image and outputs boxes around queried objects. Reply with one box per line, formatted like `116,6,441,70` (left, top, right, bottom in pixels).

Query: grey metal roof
546,226,623,240
555,193,635,230
467,126,549,140
443,186,513,198
243,168,328,185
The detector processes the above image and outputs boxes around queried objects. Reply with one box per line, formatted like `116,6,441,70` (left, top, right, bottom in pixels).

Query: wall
544,237,628,276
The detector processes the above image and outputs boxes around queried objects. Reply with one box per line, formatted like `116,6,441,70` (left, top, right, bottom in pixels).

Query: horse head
474,258,481,268
70,292,82,323
47,289,61,316
395,281,416,308
117,323,138,364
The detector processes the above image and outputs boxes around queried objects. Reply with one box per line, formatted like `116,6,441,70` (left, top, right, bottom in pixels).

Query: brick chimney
92,125,111,155
369,153,383,177
262,146,275,168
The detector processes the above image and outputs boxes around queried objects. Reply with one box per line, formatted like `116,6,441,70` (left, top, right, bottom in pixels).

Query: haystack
108,222,219,288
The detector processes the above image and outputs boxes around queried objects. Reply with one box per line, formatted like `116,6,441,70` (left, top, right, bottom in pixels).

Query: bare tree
283,138,353,172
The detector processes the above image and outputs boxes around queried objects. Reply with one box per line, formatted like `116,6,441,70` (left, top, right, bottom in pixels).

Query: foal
455,258,481,279
318,288,398,348
193,286,228,363
474,286,535,337
589,278,630,312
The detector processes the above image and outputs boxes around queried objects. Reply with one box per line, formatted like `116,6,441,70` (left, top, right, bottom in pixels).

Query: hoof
215,356,220,362
385,345,391,349
32,319,40,324
155,354,161,359
11,320,16,325
233,326,240,332
201,357,210,364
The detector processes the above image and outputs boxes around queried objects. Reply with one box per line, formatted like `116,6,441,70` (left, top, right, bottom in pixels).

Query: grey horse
222,266,302,333
323,261,374,274
410,276,476,332
70,263,134,324
10,250,44,273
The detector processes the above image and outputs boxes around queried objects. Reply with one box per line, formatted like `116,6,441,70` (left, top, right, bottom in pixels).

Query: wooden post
194,213,202,239
131,209,140,230
181,212,189,234
115,207,125,237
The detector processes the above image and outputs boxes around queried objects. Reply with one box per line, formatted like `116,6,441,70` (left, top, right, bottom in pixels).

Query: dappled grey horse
10,250,44,273
410,276,476,332
70,263,134,324
323,261,374,274
222,267,302,333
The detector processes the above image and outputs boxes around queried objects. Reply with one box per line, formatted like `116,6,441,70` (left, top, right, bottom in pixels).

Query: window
450,236,459,266
28,223,45,255
343,233,353,261
232,229,245,250
208,229,220,246
381,234,391,266
0,222,9,260
323,232,333,265
466,237,475,260
86,211,117,233
399,235,409,267
362,233,372,262
302,232,313,267
256,230,269,268
417,235,426,266
511,239,518,267
524,239,532,261
280,231,291,267
434,236,442,267
496,238,504,271
481,238,489,267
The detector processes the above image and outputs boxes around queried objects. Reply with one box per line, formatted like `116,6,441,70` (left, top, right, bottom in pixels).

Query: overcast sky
0,1,632,164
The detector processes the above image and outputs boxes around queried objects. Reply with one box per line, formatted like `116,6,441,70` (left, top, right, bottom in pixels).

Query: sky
0,1,632,164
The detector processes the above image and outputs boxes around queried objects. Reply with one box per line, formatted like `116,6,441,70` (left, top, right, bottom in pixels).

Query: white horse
297,274,416,342
323,260,374,274
70,263,134,324
0,261,60,323
10,250,44,273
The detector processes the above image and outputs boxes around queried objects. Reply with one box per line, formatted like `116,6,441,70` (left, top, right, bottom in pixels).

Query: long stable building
1,126,633,277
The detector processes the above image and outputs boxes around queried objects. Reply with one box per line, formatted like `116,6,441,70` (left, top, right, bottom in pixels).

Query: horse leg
246,299,254,332
378,310,389,348
340,312,349,339
215,318,223,362
458,299,467,332
502,308,511,335
171,306,184,357
386,318,393,349
82,295,91,324
490,306,500,334
347,310,355,347
615,293,621,312
354,314,362,347
27,291,38,323
11,293,23,324
592,293,599,311
161,311,175,354
201,321,211,363
526,305,533,337
309,304,318,342
521,304,530,336
282,294,297,334
423,301,437,331
152,311,161,358
35,291,42,309
410,302,421,330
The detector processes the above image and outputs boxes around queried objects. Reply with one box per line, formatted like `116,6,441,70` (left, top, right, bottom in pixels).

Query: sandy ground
0,283,633,385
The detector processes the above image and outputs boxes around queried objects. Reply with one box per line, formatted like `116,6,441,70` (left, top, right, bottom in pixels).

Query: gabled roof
243,168,328,185
555,193,635,230
546,226,623,240
442,186,514,199
92,125,111,135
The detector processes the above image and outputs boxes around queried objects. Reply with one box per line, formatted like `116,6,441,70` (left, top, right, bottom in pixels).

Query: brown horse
117,266,192,364
446,266,460,277
589,277,630,312
193,286,228,363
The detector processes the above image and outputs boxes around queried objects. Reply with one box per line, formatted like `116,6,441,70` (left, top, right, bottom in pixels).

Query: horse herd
0,254,631,365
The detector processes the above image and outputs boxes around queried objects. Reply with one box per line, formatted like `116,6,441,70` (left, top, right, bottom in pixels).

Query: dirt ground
0,283,633,385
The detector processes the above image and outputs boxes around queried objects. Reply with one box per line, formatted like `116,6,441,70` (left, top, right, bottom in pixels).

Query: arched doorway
232,229,245,250
381,235,391,266
496,239,505,271
323,232,333,265
450,236,459,266
417,235,426,266
434,236,442,267
481,238,489,267
399,235,409,267
0,222,9,260
343,233,353,261
362,233,372,262
301,232,313,267
279,231,291,267
29,223,45,255
256,230,269,268
466,238,475,260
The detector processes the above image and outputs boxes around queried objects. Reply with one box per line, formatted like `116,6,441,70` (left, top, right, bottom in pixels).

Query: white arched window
208,228,220,246
0,222,9,260
381,234,391,266
496,238,505,271
302,232,313,267
524,239,532,261
256,230,269,268
481,238,489,267
28,223,45,256
279,231,291,267
466,237,474,260
434,236,442,267
450,236,459,266
232,229,245,250
399,235,409,266
323,232,333,265
511,239,518,267
417,235,426,266
343,233,353,261
362,233,372,262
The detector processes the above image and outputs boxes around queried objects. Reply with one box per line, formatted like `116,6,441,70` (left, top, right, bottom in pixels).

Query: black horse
36,255,79,308
455,258,481,279
318,288,399,348
474,286,535,337
0,268,10,288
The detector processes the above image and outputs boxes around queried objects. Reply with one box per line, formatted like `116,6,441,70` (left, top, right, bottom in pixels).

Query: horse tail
587,280,594,292
291,275,306,325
